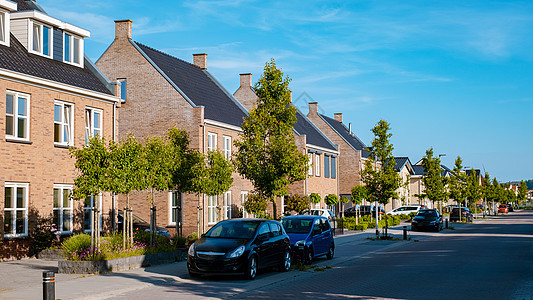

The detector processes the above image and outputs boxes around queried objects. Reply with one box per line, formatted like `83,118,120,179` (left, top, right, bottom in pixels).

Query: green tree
483,172,495,215
448,156,466,206
234,59,308,219
325,194,339,207
202,150,234,222
465,169,483,214
243,193,268,218
420,148,447,212
351,185,368,224
518,180,528,204
309,193,321,205
361,120,401,237
285,194,310,214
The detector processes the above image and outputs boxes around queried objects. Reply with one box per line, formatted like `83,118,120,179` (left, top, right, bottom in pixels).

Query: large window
223,190,232,220
6,91,30,140
169,191,182,226
85,108,102,144
54,101,73,146
223,135,231,159
241,191,249,218
64,33,82,66
53,185,73,234
315,154,321,177
207,132,217,151
31,21,52,57
118,78,127,101
308,153,313,176
324,155,330,178
208,195,217,225
83,195,102,233
331,156,337,179
4,182,28,237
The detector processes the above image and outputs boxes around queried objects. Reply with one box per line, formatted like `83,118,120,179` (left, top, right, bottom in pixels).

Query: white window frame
118,78,127,102
308,153,313,176
29,21,52,58
208,195,217,225
168,191,182,226
63,32,83,67
53,184,73,234
85,107,102,144
0,9,10,47
223,190,232,220
6,90,30,141
54,101,74,146
241,191,249,218
4,182,29,238
315,153,321,177
207,132,217,151
83,194,102,233
223,135,231,159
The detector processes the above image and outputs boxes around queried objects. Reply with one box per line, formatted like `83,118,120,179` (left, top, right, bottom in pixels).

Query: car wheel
326,245,334,260
305,248,313,265
245,255,257,280
280,249,291,272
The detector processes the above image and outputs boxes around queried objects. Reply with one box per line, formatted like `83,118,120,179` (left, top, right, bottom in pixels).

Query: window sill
6,138,32,145
3,234,29,239
54,143,72,149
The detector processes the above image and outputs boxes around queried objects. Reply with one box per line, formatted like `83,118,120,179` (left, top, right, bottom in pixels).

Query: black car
450,207,473,222
187,219,292,280
343,205,384,217
411,209,443,232
507,203,514,212
116,210,170,236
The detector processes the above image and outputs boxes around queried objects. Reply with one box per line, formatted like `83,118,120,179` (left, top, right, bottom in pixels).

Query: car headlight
227,245,245,258
188,243,195,256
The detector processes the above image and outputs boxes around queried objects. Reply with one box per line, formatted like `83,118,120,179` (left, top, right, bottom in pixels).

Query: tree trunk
272,196,277,220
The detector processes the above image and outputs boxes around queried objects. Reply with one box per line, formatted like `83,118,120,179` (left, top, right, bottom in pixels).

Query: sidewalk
0,218,477,300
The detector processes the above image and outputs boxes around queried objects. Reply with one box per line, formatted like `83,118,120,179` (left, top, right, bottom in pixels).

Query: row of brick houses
1,1,452,260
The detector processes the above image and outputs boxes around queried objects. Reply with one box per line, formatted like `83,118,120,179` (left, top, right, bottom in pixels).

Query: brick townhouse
0,0,120,259
391,157,415,211
411,160,454,209
96,20,254,235
306,102,370,212
234,74,340,215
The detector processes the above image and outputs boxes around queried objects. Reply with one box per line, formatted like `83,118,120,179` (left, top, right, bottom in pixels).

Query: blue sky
40,0,533,182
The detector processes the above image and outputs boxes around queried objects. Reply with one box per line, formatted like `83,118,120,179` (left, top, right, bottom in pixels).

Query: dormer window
30,21,52,57
64,32,82,66
0,9,9,47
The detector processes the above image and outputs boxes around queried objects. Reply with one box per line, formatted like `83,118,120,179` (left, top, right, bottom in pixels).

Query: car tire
305,248,313,265
326,245,334,260
280,249,291,272
245,255,257,280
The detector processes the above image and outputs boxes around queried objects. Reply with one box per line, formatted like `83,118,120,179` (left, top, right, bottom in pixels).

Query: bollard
403,226,407,240
445,219,448,229
43,271,55,300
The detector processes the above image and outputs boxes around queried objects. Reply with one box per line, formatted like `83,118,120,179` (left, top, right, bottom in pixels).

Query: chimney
193,53,207,69
334,113,343,123
309,102,318,115
240,73,252,88
349,123,352,134
115,19,133,40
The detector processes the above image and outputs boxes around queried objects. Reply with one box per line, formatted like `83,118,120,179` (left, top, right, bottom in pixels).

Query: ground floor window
241,191,249,218
53,184,73,234
169,191,182,226
4,182,28,237
208,195,217,224
223,190,232,220
83,194,102,233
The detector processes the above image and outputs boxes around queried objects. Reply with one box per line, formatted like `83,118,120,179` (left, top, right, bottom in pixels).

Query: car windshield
417,210,437,217
281,218,313,234
204,221,259,239
310,210,322,216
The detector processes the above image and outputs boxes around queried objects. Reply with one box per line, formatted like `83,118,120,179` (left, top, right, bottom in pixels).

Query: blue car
281,215,335,264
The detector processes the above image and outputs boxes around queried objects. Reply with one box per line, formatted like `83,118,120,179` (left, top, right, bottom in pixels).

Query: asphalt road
106,210,533,300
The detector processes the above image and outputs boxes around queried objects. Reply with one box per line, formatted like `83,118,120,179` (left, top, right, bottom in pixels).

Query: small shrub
355,224,368,231
172,235,187,247
186,232,198,247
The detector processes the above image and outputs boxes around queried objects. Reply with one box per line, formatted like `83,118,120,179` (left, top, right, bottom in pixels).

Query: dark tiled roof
393,157,410,172
319,114,369,158
12,0,34,11
294,109,337,151
134,42,247,127
413,165,426,176
0,35,113,95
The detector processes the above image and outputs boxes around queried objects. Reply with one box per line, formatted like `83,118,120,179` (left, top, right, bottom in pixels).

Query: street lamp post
438,154,446,214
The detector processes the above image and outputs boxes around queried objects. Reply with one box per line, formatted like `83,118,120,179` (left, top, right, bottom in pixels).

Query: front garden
342,213,415,231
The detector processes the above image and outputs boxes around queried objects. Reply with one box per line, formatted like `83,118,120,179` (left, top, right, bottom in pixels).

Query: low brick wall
58,249,187,274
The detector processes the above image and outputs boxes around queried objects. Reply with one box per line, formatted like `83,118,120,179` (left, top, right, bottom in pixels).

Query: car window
257,223,271,238
270,222,282,237
406,207,417,211
205,221,259,239
320,218,331,231
282,218,313,234
312,219,322,235
417,210,437,217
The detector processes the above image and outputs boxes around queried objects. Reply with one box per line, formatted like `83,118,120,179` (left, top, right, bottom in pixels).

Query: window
270,222,282,236
54,101,73,146
169,191,182,226
6,91,30,140
315,154,321,177
83,195,102,233
64,33,82,65
31,21,52,57
208,195,217,224
0,10,7,46
324,155,330,178
308,153,313,176
207,132,217,151
53,185,73,234
118,79,127,101
223,190,232,220
4,183,28,237
223,135,231,159
85,108,102,144
241,191,249,218
331,156,337,179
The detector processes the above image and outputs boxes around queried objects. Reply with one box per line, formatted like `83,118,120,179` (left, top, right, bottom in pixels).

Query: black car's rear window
417,210,437,217
281,218,313,234
205,221,259,239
